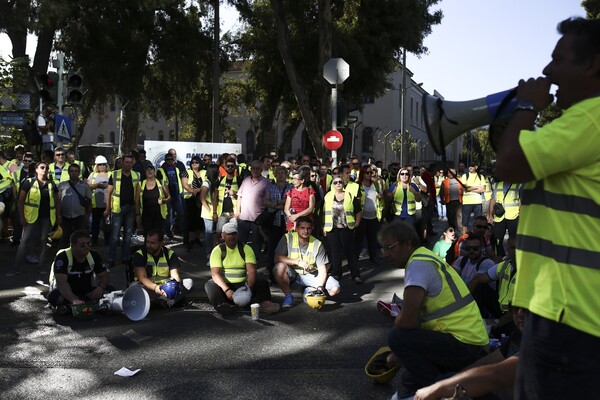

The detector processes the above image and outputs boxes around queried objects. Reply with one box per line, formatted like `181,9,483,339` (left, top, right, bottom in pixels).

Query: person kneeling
205,219,280,316
274,216,340,308
132,229,193,308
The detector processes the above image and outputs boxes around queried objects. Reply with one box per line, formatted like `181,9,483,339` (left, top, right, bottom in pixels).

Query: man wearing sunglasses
379,221,488,399
47,230,113,311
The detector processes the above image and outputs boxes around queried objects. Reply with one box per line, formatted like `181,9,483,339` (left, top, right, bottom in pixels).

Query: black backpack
219,241,246,263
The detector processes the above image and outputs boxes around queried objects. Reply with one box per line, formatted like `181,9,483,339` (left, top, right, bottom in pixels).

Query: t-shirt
432,240,452,258
275,235,329,268
362,184,378,220
53,250,106,295
222,177,237,213
209,243,256,269
108,173,135,206
404,259,443,297
453,256,496,285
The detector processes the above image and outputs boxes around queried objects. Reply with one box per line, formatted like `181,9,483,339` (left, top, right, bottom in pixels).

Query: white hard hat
95,155,108,164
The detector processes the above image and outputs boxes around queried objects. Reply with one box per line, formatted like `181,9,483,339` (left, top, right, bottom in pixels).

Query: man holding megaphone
494,17,600,400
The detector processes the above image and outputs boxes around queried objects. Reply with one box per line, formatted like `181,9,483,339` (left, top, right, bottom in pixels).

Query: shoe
215,303,238,315
259,301,280,314
54,305,70,315
377,300,401,318
353,277,363,284
282,293,294,308
359,249,369,260
6,269,21,277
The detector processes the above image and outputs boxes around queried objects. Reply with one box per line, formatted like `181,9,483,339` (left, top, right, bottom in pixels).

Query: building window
97,134,104,143
410,98,414,123
109,131,115,144
158,131,164,141
416,101,420,126
362,127,373,153
246,129,255,156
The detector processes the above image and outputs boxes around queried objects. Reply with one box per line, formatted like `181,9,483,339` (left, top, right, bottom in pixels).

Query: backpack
456,255,489,275
219,241,246,263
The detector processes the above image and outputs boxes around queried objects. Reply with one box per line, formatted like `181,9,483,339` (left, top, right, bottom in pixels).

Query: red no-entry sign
323,129,343,150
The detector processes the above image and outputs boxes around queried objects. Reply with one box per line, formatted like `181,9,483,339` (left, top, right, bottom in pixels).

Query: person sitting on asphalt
379,221,488,399
205,219,280,316
273,216,341,308
452,233,501,318
131,229,193,308
47,230,114,310
446,215,497,265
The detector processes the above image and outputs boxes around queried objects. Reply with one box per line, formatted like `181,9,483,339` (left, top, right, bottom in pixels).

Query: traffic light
336,101,348,127
39,72,59,104
67,72,83,105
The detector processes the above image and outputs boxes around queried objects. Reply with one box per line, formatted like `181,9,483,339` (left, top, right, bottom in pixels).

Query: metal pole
400,50,407,167
211,0,220,143
56,52,64,115
331,85,338,167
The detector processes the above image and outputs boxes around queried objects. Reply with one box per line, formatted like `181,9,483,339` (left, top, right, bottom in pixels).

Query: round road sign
323,129,344,151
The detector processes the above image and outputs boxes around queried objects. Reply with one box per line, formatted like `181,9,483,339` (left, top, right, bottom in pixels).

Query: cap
222,220,238,234
95,155,108,164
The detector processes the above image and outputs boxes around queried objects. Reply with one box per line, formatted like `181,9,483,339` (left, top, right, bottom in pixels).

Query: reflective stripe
522,180,600,219
518,234,600,271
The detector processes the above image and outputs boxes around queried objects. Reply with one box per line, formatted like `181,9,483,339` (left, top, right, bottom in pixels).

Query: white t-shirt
362,184,377,220
453,256,496,285
404,259,443,297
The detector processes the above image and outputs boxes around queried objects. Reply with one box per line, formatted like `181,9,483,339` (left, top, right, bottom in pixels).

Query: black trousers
204,278,272,307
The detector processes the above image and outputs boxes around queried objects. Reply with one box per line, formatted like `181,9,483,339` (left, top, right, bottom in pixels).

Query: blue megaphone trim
486,89,517,120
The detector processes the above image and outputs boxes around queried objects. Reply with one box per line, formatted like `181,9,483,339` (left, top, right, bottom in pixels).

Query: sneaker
259,301,280,314
282,293,294,308
215,303,238,315
359,249,369,260
6,269,21,277
377,300,401,318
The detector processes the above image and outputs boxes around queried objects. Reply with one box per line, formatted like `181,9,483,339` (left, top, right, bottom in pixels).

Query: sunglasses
399,172,409,176
465,246,481,252
55,153,65,156
475,224,488,229
23,159,33,163
332,180,343,185
380,241,400,254
165,158,173,161
38,166,47,170
302,159,310,163
446,228,455,233
226,164,236,168
78,242,92,248
352,162,360,166
191,161,200,164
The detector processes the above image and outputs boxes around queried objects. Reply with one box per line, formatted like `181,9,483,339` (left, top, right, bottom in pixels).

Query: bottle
105,215,111,225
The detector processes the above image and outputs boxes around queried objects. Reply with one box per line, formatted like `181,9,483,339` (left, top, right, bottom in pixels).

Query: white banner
144,140,242,169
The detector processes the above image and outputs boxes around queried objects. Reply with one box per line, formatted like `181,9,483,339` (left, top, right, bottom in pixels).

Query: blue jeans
515,313,600,399
237,219,262,262
108,205,135,262
164,194,186,238
202,218,214,258
461,203,482,230
388,326,483,397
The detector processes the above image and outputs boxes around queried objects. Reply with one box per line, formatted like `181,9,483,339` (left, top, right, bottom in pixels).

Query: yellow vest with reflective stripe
345,181,361,201
49,248,95,289
49,163,70,183
215,176,239,215
184,169,197,199
496,259,516,312
0,163,12,193
140,179,168,219
67,160,85,180
363,181,384,221
219,243,248,284
110,170,140,213
286,232,320,275
408,247,489,346
460,173,485,205
135,248,173,284
88,171,111,208
200,182,213,220
159,166,184,196
394,185,416,216
12,170,25,195
492,182,521,222
24,179,56,226
323,191,356,232
483,177,492,201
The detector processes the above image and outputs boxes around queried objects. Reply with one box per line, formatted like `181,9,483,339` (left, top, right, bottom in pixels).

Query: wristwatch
515,100,538,113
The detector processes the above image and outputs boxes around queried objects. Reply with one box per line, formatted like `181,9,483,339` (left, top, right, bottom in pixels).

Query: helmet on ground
71,303,98,320
94,155,108,165
232,285,252,306
364,346,400,384
304,290,327,310
160,280,180,300
48,226,63,241
0,201,5,215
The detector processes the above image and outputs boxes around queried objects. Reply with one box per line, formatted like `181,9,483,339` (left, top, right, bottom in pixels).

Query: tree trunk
270,0,325,157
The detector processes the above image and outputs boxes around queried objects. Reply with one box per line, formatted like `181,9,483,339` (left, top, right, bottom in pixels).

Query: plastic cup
250,303,260,320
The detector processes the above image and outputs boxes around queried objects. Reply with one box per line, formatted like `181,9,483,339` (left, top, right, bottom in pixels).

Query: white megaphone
99,285,150,321
423,88,517,155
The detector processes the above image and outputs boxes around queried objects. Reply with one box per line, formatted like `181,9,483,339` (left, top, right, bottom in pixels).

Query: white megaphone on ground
99,285,150,321
423,88,517,155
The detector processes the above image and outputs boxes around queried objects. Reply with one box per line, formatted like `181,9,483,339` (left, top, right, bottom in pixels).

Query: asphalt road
0,233,417,400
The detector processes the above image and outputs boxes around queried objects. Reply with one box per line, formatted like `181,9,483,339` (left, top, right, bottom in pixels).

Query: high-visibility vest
216,241,250,284
394,185,417,216
322,190,357,232
408,247,489,346
184,169,199,200
345,181,361,201
135,247,174,284
24,178,56,226
460,173,485,205
49,163,70,183
140,179,168,219
200,182,213,220
49,247,95,290
496,259,516,312
0,162,13,194
88,171,111,208
110,170,140,213
286,231,321,275
440,178,463,204
492,181,521,222
67,160,85,180
362,181,385,221
12,169,27,197
483,176,493,202
215,176,239,215
159,165,185,196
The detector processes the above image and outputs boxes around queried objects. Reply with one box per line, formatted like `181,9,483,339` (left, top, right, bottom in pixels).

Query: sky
0,0,587,101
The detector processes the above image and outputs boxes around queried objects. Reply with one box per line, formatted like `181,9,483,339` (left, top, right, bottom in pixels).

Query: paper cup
250,303,260,320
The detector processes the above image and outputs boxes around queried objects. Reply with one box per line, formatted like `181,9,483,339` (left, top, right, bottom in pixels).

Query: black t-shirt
108,172,135,206
54,250,107,295
20,178,56,218
222,177,237,213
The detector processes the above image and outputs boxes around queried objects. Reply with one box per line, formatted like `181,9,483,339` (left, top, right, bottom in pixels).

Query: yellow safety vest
110,170,140,213
140,179,168,219
135,247,173,284
483,177,492,202
49,163,70,183
0,163,13,194
200,182,213,220
218,242,249,284
184,169,201,200
48,247,95,289
496,259,516,312
408,247,489,346
215,176,239,216
88,171,111,208
345,181,361,201
323,190,356,232
460,173,485,205
394,185,416,216
286,232,320,275
362,181,384,221
492,182,521,222
159,165,184,196
24,178,56,226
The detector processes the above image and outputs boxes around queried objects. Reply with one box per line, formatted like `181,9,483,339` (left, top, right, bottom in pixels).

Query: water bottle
105,215,111,225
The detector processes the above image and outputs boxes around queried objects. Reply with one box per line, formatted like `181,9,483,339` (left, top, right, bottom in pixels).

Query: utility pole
211,0,221,143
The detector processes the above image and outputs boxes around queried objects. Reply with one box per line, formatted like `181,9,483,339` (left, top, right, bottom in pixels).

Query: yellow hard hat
304,291,327,310
48,226,63,241
364,346,400,384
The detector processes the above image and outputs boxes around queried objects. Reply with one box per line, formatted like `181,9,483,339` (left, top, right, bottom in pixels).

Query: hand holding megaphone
516,77,554,111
